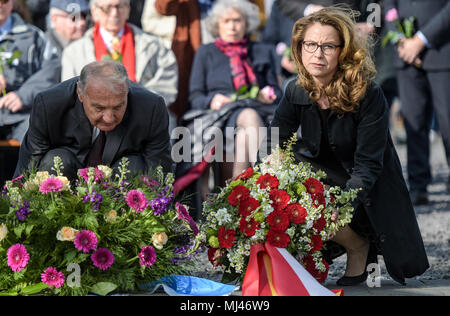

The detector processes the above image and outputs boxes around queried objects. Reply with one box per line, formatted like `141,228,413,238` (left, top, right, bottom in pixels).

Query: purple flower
16,201,31,221
150,189,174,216
91,248,114,270
82,190,103,211
175,203,198,236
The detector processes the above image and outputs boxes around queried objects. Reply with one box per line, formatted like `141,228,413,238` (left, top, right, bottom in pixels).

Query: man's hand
397,34,425,65
0,92,24,113
210,94,232,110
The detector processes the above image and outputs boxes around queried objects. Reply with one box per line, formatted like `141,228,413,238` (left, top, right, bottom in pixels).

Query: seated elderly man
0,0,60,143
62,0,178,132
15,61,172,180
47,0,90,56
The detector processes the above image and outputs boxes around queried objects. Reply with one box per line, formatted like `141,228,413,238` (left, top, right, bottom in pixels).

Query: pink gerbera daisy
91,248,114,271
138,245,156,267
41,267,65,288
126,190,149,213
7,244,30,272
39,177,63,194
74,230,98,253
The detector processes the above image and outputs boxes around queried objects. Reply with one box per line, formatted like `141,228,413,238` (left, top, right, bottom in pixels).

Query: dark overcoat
262,79,429,285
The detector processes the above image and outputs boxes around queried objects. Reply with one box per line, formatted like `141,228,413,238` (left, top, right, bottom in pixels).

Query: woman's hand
331,208,339,223
210,94,232,110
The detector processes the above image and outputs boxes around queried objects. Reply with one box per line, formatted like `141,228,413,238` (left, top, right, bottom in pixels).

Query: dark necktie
86,130,106,167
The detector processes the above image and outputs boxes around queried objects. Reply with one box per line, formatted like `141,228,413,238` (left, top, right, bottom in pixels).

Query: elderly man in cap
0,0,60,143
62,0,178,132
47,0,90,55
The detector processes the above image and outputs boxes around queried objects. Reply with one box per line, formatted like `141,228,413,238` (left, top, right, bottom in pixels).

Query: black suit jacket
15,77,172,175
384,0,450,70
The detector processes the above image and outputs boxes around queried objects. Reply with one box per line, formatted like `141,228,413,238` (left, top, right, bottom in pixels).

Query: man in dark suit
384,0,450,205
14,61,172,180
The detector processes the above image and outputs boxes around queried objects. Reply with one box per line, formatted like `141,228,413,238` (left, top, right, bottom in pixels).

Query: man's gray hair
206,0,261,38
78,61,129,93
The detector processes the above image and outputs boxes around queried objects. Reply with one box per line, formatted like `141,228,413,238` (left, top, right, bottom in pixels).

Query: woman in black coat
188,0,281,183
260,7,429,286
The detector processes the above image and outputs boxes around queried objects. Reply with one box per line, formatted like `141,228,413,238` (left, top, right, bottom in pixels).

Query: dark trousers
397,67,450,192
38,148,147,181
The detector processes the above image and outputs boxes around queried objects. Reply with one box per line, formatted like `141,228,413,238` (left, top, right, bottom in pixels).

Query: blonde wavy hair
291,6,377,113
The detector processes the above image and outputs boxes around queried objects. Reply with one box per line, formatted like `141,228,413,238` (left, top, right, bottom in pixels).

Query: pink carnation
41,267,65,288
126,190,149,213
91,248,114,271
7,244,30,272
78,168,103,182
385,8,398,22
39,177,63,194
74,230,98,253
139,245,156,267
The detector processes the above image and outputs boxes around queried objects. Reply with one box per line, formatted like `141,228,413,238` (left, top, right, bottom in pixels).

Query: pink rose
276,42,287,56
261,86,275,99
385,8,398,22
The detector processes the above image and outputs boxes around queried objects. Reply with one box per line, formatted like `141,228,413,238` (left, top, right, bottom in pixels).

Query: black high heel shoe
336,244,378,286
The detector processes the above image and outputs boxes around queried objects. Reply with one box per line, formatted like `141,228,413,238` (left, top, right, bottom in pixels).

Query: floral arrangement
382,8,416,47
197,135,360,283
0,158,198,296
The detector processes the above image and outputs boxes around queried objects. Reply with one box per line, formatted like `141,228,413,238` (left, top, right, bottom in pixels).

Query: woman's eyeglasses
302,41,343,56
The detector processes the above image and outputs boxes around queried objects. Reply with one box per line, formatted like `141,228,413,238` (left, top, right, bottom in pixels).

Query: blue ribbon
139,275,239,296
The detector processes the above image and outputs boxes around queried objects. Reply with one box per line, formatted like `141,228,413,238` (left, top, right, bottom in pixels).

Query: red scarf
93,23,137,82
215,37,258,92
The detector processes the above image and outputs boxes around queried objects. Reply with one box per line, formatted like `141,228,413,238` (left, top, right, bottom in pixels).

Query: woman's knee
236,108,263,127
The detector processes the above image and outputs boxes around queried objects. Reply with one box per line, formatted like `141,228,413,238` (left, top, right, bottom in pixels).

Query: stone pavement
324,279,450,296
224,279,450,296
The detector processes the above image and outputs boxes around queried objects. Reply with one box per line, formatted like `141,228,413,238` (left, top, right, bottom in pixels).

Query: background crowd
0,0,448,213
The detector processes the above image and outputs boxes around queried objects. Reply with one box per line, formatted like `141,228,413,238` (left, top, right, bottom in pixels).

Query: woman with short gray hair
205,0,261,39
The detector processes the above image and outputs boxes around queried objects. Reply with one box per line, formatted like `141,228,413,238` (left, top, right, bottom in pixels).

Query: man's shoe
410,191,428,206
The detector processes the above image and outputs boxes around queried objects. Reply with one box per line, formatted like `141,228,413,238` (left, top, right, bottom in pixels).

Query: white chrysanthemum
215,208,233,226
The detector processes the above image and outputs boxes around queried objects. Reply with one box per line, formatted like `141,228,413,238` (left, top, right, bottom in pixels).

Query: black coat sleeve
346,83,390,204
14,92,51,176
143,95,173,173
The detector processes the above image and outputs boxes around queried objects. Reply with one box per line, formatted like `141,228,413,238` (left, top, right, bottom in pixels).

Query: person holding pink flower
384,0,450,205
179,0,282,199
